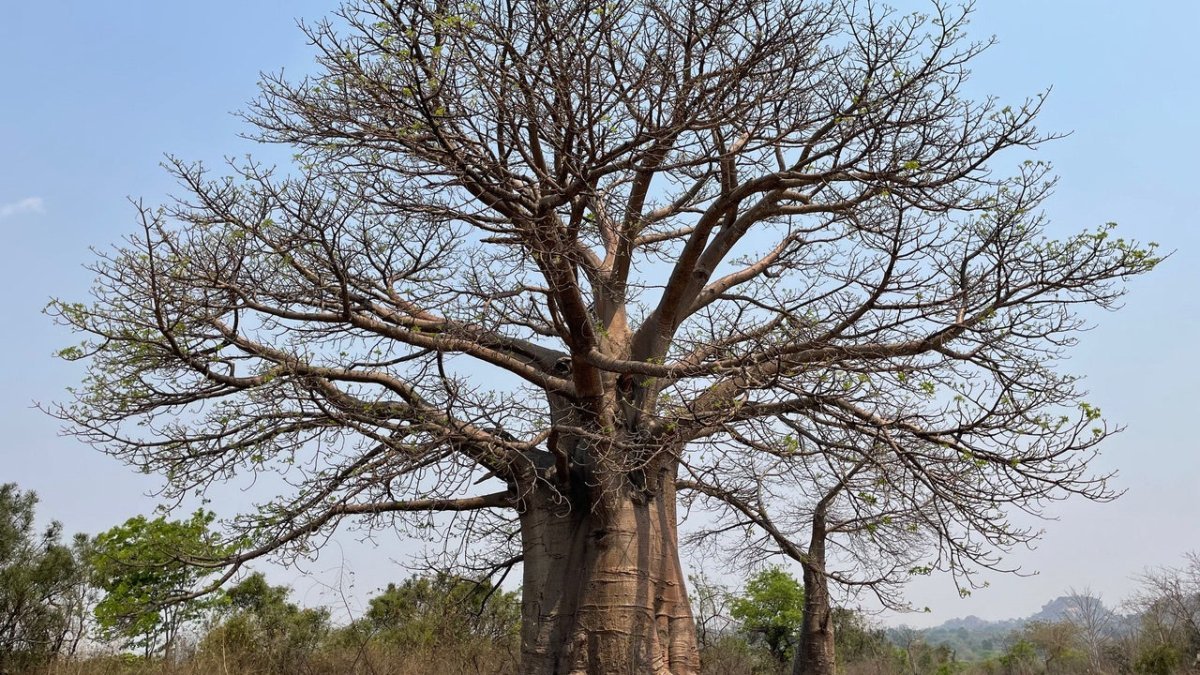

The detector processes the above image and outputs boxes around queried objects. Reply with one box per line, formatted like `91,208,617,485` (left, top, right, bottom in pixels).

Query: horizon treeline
1,481,1197,675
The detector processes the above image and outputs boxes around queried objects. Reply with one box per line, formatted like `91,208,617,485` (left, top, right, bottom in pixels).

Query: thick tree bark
792,564,836,675
792,517,835,675
517,476,699,674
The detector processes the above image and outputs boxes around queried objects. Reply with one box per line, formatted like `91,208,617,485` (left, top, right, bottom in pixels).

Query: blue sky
1,1,1196,626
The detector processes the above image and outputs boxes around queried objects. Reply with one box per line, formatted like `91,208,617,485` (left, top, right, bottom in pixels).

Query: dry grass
32,643,518,675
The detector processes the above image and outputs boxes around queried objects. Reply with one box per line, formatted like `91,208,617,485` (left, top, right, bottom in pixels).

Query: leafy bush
196,573,330,674
1134,643,1181,675
332,572,519,658
698,634,787,675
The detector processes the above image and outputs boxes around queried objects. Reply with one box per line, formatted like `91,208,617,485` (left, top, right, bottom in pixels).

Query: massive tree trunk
517,473,699,674
792,515,836,675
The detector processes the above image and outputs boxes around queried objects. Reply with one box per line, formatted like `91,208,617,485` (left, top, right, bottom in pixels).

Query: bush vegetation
3,482,1199,674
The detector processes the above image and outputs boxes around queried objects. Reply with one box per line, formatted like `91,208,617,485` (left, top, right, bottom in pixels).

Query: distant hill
889,596,1130,662
1027,596,1075,623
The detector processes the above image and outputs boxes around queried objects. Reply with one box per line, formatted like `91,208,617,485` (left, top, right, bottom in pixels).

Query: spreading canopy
51,0,1157,604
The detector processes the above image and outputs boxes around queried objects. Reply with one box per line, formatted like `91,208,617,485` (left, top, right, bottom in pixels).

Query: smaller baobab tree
49,0,1158,673
683,385,1124,675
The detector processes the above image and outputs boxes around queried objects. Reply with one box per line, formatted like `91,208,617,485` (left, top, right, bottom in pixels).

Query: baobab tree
49,0,1159,672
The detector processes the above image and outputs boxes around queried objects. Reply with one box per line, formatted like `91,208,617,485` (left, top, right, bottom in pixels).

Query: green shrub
1134,643,1181,675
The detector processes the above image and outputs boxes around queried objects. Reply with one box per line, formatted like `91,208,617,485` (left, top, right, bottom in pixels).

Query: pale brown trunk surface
792,565,836,675
792,518,835,675
518,480,699,675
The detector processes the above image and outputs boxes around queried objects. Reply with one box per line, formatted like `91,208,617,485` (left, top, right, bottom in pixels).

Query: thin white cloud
0,197,44,220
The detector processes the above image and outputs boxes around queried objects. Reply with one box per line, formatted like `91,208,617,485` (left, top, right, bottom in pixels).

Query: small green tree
0,484,92,672
730,567,806,665
89,510,228,658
